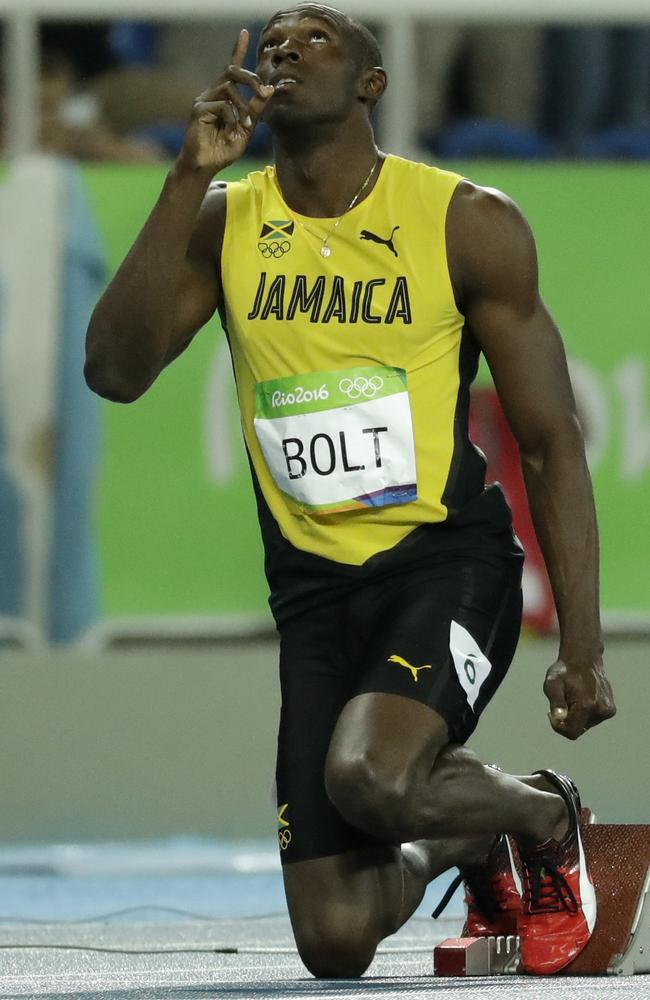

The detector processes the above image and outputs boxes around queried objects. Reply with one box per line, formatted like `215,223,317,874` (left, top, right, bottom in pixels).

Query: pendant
320,245,332,258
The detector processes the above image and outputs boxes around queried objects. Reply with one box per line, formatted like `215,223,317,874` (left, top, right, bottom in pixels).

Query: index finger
231,28,250,68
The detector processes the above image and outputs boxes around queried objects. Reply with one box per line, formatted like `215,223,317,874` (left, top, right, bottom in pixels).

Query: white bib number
253,366,418,514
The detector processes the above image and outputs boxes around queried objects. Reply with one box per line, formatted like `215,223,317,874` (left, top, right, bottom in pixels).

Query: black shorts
275,538,523,864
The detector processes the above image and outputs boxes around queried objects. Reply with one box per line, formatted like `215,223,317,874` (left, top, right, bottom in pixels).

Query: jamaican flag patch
258,220,294,258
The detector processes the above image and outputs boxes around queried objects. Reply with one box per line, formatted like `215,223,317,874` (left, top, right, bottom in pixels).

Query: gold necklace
294,156,379,258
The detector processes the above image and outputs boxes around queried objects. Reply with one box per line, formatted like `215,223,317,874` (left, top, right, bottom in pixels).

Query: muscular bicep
167,256,220,364
166,183,226,365
471,294,580,457
449,183,580,455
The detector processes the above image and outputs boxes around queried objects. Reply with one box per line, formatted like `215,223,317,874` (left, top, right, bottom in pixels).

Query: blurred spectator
1,17,271,168
0,270,27,635
159,20,244,94
90,21,199,149
58,20,239,159
544,26,650,155
152,20,271,155
416,23,545,152
89,65,197,152
0,156,105,644
0,22,167,160
37,23,167,161
2,18,649,162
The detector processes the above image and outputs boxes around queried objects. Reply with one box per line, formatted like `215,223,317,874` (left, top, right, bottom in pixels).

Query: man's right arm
84,28,274,403
84,166,224,403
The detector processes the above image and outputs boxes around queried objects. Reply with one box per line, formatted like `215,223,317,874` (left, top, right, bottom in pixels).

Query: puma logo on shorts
387,653,432,682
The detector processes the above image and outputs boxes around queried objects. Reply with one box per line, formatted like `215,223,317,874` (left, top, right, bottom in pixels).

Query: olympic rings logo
338,375,384,400
258,240,291,259
278,829,292,851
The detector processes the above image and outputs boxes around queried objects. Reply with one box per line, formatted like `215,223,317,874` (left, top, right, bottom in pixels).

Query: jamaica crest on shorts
258,220,295,259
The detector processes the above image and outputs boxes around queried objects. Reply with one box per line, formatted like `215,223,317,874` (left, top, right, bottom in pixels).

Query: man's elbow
519,412,586,473
84,356,150,403
84,308,158,402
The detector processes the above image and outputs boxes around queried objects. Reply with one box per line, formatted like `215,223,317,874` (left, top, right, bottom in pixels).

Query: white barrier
2,0,650,17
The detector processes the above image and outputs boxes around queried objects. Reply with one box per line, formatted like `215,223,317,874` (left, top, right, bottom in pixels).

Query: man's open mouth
272,77,300,90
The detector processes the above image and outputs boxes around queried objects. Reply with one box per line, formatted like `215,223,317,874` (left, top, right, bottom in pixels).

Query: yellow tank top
221,154,486,567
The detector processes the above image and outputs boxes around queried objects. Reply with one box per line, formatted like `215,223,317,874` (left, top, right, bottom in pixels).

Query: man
85,5,616,979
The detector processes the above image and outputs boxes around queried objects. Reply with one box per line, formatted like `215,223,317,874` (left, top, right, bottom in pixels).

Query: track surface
1,914,649,999
0,845,648,1000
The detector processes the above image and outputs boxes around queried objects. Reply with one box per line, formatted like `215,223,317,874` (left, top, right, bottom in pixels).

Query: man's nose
271,40,302,67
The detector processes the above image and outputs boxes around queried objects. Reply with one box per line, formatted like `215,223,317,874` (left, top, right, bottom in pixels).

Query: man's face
256,10,361,129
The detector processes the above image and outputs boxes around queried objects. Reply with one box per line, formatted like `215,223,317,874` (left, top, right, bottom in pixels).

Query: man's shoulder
446,180,538,306
447,180,534,263
450,178,519,219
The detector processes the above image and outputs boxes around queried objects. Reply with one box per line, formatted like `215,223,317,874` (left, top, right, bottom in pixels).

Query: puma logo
388,654,432,682
360,226,400,257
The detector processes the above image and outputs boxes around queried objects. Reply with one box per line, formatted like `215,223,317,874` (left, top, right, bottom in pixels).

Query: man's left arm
447,181,616,741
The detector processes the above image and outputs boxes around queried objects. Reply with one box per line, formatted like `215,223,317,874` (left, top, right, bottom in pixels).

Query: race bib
253,366,417,514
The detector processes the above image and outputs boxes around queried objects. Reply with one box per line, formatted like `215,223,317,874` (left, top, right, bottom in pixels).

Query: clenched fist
544,658,616,740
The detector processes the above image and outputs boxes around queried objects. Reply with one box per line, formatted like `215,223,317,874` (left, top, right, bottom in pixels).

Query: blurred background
0,0,648,917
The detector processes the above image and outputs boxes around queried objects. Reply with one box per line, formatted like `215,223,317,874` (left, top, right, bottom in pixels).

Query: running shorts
274,533,523,863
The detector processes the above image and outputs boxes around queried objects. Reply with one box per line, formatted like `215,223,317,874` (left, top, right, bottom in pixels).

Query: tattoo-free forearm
520,418,603,662
85,162,214,401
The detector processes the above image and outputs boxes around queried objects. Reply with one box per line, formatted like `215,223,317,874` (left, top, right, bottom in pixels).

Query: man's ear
359,67,388,104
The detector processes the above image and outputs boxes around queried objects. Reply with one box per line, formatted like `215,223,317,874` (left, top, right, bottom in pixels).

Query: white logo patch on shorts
449,621,492,711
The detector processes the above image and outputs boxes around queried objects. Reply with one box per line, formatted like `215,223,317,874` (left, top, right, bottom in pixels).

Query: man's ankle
518,792,569,850
458,833,500,868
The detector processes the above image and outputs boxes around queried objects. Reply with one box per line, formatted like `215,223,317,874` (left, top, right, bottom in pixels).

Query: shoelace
432,872,463,919
432,864,509,920
522,856,578,915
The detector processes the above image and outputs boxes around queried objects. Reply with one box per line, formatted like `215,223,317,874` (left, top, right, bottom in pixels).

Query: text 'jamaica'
248,273,413,325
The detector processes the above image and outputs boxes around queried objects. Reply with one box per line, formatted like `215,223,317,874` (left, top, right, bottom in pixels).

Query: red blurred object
469,388,556,634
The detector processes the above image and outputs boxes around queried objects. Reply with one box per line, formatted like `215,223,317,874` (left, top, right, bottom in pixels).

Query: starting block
433,824,650,977
434,935,521,976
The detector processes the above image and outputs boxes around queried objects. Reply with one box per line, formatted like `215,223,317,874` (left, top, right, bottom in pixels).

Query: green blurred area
84,164,270,618
83,162,650,620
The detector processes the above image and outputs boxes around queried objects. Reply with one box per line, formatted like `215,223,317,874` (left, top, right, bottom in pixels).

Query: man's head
263,5,382,72
256,4,387,131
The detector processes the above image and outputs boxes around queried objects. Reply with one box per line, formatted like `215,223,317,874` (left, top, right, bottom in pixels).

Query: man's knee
294,910,378,978
324,750,418,840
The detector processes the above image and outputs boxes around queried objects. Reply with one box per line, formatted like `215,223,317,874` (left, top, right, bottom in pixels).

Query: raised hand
179,29,274,174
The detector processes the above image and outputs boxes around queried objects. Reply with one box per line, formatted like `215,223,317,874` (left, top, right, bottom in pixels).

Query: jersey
219,155,517,623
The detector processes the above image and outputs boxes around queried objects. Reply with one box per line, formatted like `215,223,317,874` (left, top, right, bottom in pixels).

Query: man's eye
310,29,328,42
261,38,277,51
